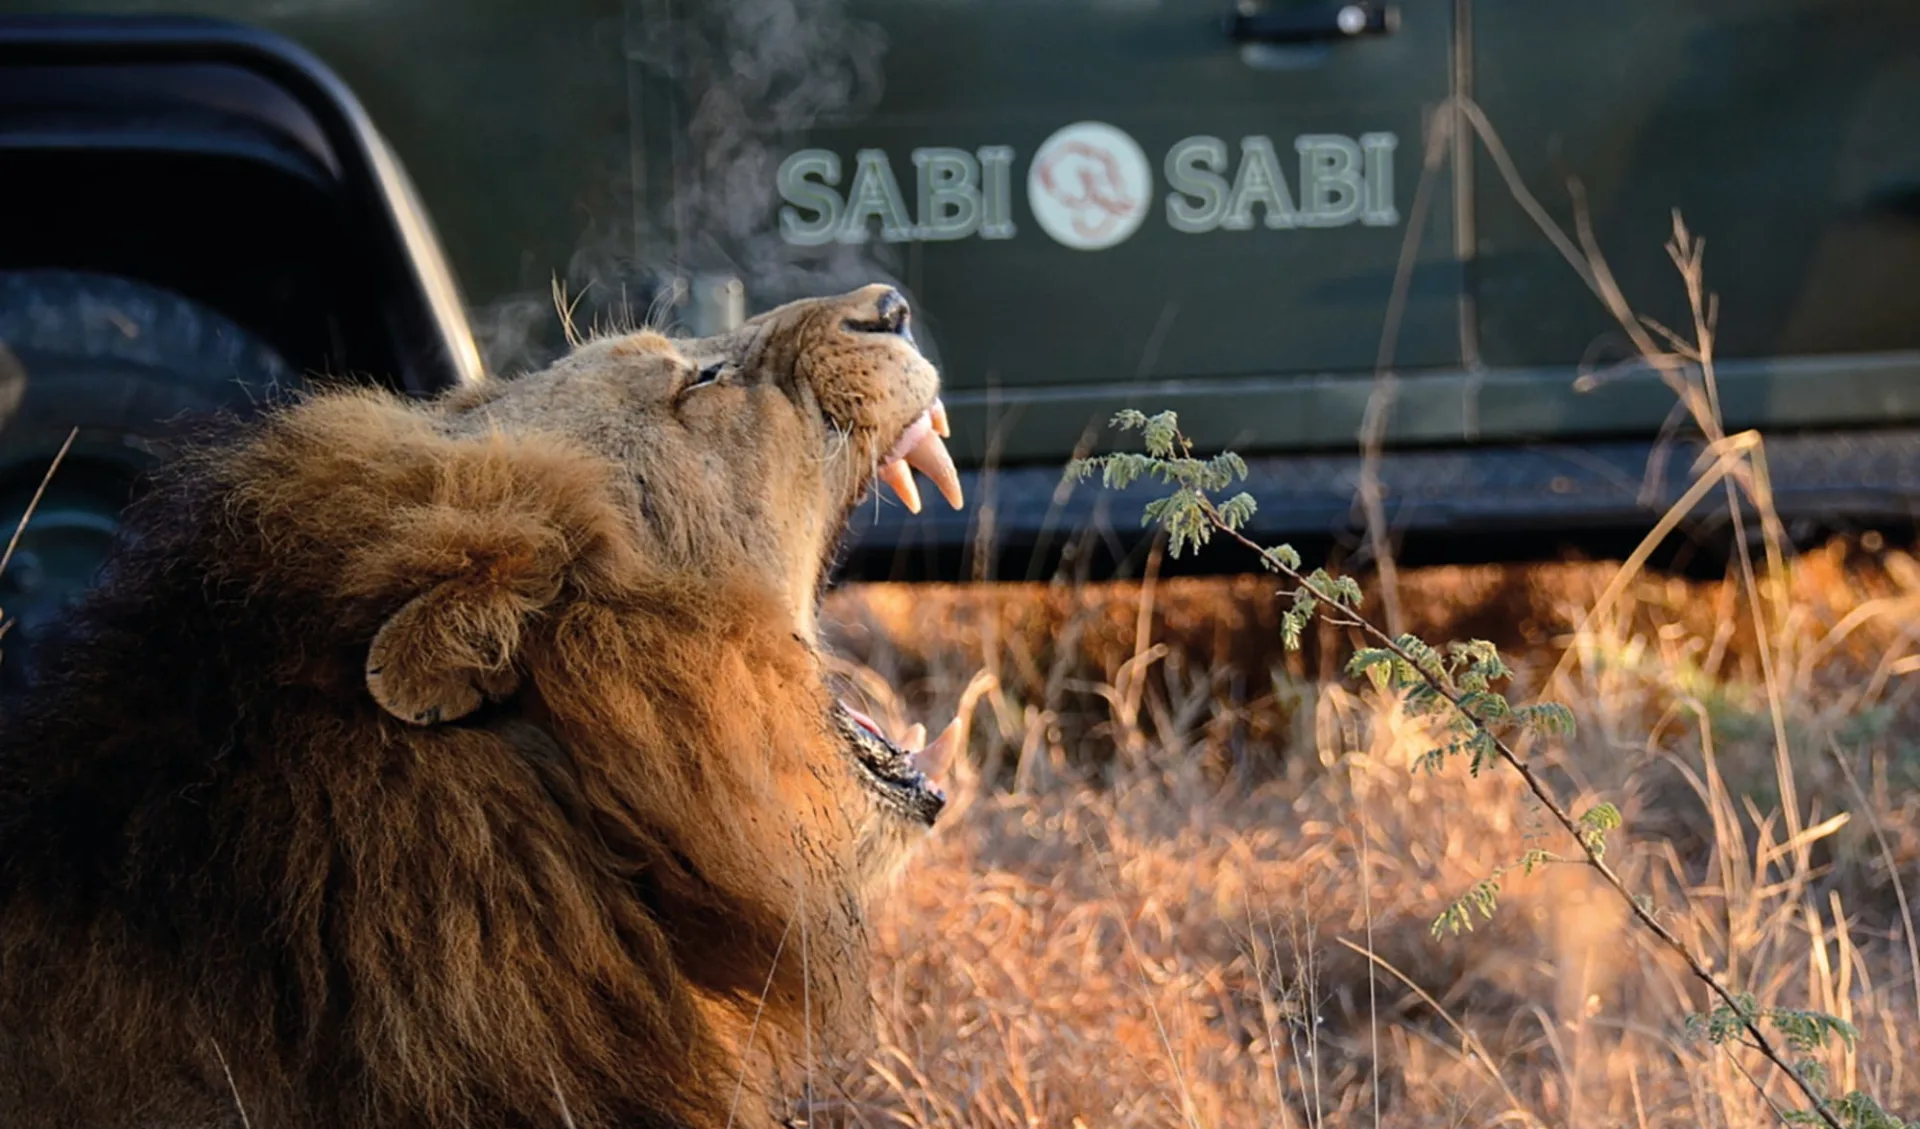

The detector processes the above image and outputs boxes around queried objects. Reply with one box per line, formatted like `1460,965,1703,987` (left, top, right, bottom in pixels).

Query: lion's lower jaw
856,811,939,894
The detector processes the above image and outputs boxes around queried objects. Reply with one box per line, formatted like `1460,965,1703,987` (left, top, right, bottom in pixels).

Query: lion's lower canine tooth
914,717,962,780
905,430,964,511
878,458,921,513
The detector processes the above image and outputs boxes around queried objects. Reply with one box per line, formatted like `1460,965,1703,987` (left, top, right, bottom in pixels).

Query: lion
0,283,964,1129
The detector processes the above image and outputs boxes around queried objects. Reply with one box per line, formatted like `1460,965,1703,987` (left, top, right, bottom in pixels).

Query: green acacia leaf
1578,802,1623,834
1516,702,1578,738
1217,492,1257,530
1457,690,1512,723
1466,730,1498,776
1141,412,1180,457
1346,647,1396,679
1519,848,1557,875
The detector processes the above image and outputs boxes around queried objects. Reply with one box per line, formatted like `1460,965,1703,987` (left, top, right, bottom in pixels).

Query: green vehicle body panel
10,0,1920,472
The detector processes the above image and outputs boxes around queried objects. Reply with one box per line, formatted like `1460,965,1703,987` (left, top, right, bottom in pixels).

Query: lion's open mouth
835,702,947,826
872,400,964,515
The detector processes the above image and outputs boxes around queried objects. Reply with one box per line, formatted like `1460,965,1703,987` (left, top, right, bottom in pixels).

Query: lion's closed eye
686,362,727,390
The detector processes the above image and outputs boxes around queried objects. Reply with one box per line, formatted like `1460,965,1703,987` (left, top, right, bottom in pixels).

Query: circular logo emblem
1027,121,1152,251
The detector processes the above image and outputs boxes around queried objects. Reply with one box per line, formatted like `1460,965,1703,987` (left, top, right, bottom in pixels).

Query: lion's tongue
877,402,964,514
843,702,887,740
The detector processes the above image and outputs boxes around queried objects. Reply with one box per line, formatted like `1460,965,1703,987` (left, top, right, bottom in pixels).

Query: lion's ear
351,442,640,726
365,576,541,726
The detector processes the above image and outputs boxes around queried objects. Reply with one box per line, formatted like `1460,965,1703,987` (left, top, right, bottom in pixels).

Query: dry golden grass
809,537,1920,1128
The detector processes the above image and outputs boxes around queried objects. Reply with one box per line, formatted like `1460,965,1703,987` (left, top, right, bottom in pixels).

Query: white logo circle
1026,121,1152,251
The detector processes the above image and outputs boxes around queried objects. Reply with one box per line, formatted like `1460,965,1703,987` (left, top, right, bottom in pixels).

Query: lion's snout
838,283,913,343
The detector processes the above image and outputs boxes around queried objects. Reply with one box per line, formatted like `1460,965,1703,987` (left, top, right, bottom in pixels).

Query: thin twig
1185,487,1848,1129
208,1039,254,1129
0,427,79,582
1723,1044,1800,1127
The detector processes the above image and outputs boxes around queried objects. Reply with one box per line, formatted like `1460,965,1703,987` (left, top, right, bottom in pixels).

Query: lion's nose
845,286,912,338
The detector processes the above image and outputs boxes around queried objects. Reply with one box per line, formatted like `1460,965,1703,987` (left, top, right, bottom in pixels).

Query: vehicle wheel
0,270,296,691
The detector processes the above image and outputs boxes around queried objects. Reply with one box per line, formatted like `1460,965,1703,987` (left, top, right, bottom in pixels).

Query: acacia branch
1187,493,1848,1129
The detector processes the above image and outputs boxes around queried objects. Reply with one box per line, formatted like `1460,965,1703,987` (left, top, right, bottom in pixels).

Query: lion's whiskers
849,431,893,521
814,419,855,471
644,281,682,334
812,419,888,519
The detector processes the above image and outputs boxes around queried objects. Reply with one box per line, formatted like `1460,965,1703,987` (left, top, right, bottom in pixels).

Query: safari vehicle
1,0,1918,650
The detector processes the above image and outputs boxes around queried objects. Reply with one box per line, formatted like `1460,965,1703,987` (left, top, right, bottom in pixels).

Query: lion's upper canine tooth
878,458,921,513
929,399,951,439
904,428,964,510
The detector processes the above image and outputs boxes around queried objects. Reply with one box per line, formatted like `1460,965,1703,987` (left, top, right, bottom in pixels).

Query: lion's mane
0,390,871,1129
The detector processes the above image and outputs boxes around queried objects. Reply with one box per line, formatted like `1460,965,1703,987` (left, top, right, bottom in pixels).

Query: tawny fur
0,286,943,1129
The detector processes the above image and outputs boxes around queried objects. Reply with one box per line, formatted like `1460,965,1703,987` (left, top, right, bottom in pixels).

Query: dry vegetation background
813,535,1920,1128
779,123,1920,1127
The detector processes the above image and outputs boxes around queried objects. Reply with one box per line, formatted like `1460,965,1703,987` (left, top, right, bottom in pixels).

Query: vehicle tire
0,270,296,692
